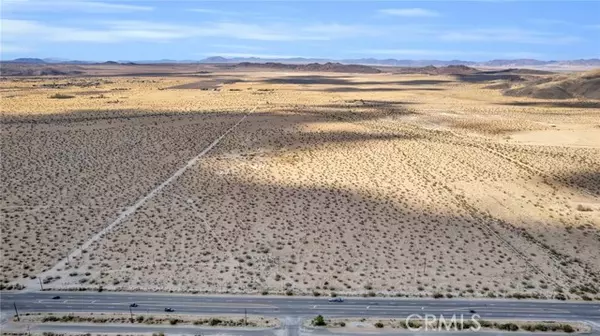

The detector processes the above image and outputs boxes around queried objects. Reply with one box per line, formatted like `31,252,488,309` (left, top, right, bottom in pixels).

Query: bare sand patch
508,129,600,148
1,69,598,299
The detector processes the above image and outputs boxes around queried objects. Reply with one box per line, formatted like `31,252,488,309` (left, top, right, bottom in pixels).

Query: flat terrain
1,65,599,299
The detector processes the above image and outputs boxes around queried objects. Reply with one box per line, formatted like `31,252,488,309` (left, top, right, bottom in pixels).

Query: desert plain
1,63,599,300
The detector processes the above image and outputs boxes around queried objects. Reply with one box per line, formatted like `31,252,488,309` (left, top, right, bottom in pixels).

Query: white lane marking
33,106,257,284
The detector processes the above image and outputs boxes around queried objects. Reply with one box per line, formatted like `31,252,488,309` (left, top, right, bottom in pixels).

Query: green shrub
209,318,222,326
562,324,575,333
312,315,326,326
374,322,384,328
498,323,519,331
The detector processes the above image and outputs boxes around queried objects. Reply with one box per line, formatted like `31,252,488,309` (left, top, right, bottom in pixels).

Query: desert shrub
374,322,384,328
285,290,293,296
136,316,144,323
209,318,222,326
479,320,493,328
432,293,443,299
562,324,575,333
498,323,519,331
49,93,75,99
576,204,593,212
42,316,60,322
339,322,346,327
169,318,178,325
312,291,321,297
312,315,326,326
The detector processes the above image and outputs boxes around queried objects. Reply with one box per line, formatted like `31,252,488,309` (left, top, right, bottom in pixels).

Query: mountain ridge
5,57,600,67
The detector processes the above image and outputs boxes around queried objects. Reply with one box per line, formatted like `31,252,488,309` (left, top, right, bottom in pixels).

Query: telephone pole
129,306,134,322
13,302,20,322
38,277,44,291
244,308,247,326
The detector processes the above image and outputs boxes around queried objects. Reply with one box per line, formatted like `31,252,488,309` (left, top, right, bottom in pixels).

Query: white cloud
0,43,31,54
1,19,185,43
210,44,264,51
3,0,153,12
357,48,543,59
302,23,381,38
187,8,236,15
203,52,305,59
379,8,440,17
439,28,581,45
0,19,339,44
360,49,476,57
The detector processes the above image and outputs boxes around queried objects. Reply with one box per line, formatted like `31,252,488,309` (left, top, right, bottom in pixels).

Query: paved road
2,291,599,335
2,291,599,320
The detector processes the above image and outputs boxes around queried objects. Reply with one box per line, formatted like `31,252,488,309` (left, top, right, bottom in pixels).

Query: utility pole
38,277,44,291
13,302,20,322
129,306,134,322
244,308,247,326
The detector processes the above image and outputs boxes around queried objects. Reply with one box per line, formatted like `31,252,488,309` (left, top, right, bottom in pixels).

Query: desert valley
1,62,599,300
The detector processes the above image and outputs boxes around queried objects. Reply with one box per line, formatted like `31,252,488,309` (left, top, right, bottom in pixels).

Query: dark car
328,297,344,303
164,308,174,312
130,303,138,307
469,309,476,314
52,296,61,300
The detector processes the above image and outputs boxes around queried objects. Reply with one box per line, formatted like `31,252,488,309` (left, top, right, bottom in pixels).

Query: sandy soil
1,68,598,298
15,312,278,327
313,317,590,333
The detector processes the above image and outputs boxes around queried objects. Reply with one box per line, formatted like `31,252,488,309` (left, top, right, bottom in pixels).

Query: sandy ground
310,317,590,333
1,68,599,298
15,312,278,327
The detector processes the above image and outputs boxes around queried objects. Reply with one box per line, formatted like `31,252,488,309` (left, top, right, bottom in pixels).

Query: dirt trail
25,104,260,290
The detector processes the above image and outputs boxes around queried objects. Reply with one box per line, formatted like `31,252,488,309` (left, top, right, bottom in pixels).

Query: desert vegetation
1,64,598,298
317,316,588,333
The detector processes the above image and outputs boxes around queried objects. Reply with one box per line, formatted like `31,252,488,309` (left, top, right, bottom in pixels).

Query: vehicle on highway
164,307,174,312
328,297,344,302
470,309,476,313
130,303,138,307
52,296,60,300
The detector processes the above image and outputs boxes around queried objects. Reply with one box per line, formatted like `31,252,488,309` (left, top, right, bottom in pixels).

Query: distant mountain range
5,57,600,67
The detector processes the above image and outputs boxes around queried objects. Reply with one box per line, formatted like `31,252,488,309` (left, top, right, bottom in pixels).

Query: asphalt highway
2,291,599,322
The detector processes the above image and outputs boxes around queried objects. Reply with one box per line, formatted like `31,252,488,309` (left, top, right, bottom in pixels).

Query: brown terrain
1,63,598,300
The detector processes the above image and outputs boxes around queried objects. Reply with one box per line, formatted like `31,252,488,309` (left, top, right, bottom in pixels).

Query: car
52,296,61,300
130,303,138,307
328,297,344,303
469,309,476,314
164,308,174,312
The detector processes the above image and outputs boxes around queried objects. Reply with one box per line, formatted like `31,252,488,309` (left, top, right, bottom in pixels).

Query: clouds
379,8,440,17
0,1,594,60
356,48,543,59
439,28,581,45
2,0,153,13
0,19,376,48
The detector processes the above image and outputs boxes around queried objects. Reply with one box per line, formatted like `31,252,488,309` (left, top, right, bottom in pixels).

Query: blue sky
1,0,599,61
